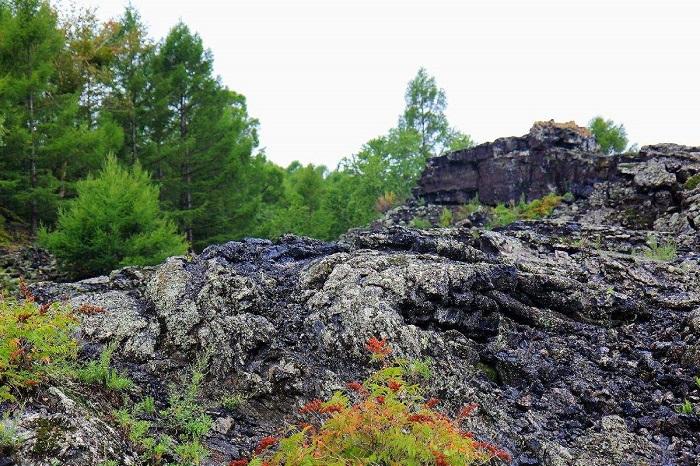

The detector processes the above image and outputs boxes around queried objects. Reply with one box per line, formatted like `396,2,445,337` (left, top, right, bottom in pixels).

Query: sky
69,0,700,168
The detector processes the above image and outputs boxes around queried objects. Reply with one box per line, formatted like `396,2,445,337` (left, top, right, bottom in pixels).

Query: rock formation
4,121,700,466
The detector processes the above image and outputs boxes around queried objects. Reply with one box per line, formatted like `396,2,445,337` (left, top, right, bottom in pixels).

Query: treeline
0,0,472,257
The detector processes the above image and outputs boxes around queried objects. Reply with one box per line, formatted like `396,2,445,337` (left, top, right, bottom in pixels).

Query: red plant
457,402,479,419
299,399,323,414
18,278,34,301
387,379,402,392
425,397,440,408
254,436,278,455
76,303,106,315
319,404,344,414
228,459,249,466
365,337,391,358
433,450,449,466
407,414,434,424
346,381,367,395
375,395,385,404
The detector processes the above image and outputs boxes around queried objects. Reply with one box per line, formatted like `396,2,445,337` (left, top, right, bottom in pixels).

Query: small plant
695,376,700,389
232,339,510,466
375,192,398,214
76,342,134,392
676,399,693,415
221,393,246,411
439,207,453,227
684,174,700,190
455,196,482,221
135,396,157,415
0,287,78,401
410,217,432,229
486,193,563,229
0,411,22,454
643,236,677,262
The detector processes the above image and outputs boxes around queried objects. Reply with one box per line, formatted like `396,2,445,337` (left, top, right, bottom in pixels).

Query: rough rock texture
0,246,63,286
5,121,700,466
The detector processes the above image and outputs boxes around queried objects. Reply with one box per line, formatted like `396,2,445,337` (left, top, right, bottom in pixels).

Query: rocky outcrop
416,121,606,205
8,222,698,465
5,121,700,466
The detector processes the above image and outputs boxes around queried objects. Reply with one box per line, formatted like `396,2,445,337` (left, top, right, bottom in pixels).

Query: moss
32,418,66,455
684,174,700,190
475,361,500,383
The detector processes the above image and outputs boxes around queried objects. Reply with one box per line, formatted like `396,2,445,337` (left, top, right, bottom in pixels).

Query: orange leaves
387,379,402,392
75,303,106,315
318,403,343,414
457,402,479,419
228,459,249,466
425,397,441,408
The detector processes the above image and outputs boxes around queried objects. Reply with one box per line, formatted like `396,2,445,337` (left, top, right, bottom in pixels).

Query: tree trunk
29,91,38,235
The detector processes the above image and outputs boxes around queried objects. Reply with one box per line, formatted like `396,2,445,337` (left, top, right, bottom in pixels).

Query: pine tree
148,23,259,249
39,155,187,279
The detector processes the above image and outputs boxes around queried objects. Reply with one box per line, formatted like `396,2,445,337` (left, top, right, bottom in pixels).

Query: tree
39,155,187,279
148,23,260,249
0,0,66,233
588,116,629,154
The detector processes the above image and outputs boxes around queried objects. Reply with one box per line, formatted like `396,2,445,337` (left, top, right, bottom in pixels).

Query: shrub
39,155,188,279
439,208,453,227
684,174,700,190
643,236,677,262
487,194,563,229
0,289,78,401
410,217,432,229
76,342,133,392
234,339,510,466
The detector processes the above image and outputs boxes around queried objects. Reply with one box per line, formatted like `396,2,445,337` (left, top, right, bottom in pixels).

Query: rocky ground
3,122,700,465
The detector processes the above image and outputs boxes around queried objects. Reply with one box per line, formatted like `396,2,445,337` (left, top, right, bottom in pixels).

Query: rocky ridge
4,121,700,466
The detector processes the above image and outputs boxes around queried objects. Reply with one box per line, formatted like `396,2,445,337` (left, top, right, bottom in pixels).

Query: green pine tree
39,155,187,279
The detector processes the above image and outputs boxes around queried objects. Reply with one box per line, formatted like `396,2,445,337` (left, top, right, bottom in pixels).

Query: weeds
439,207,453,227
221,393,246,411
487,193,563,229
676,399,693,415
684,174,700,190
410,217,432,229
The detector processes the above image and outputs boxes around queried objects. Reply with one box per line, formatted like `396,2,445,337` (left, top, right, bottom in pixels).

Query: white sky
72,0,700,168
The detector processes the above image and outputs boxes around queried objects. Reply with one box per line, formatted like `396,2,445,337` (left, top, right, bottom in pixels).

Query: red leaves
365,337,391,358
375,395,385,405
299,399,323,414
19,278,34,301
408,413,434,424
319,403,343,414
76,303,106,315
457,402,479,419
433,450,449,466
254,436,278,455
425,397,440,408
474,440,512,462
228,459,249,466
387,379,402,392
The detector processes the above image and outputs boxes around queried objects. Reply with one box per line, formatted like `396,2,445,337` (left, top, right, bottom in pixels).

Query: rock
14,123,700,466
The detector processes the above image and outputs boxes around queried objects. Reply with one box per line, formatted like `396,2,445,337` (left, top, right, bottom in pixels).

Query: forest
0,1,627,279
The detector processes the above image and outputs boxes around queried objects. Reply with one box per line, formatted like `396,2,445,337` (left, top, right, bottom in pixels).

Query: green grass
684,174,700,190
487,193,563,229
409,217,432,229
643,236,677,262
439,207,453,227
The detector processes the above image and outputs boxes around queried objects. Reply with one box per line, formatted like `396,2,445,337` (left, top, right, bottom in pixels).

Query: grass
410,217,432,229
643,236,677,262
455,196,482,222
439,207,453,227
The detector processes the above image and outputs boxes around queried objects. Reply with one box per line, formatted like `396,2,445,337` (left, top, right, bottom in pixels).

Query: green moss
32,418,65,455
684,174,700,190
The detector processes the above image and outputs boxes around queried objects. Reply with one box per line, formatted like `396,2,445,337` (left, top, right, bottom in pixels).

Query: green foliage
439,207,453,227
221,393,245,411
0,294,78,401
114,354,212,465
487,194,563,229
643,236,677,262
676,399,693,415
75,342,134,392
588,116,629,155
455,196,482,221
410,217,432,229
240,340,509,466
39,155,187,279
684,174,700,190
0,411,22,454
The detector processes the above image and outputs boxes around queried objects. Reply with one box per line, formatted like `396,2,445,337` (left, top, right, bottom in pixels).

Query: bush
410,217,432,229
487,194,563,229
375,192,398,214
0,289,78,401
233,339,510,466
439,207,453,227
455,196,482,221
39,155,188,279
